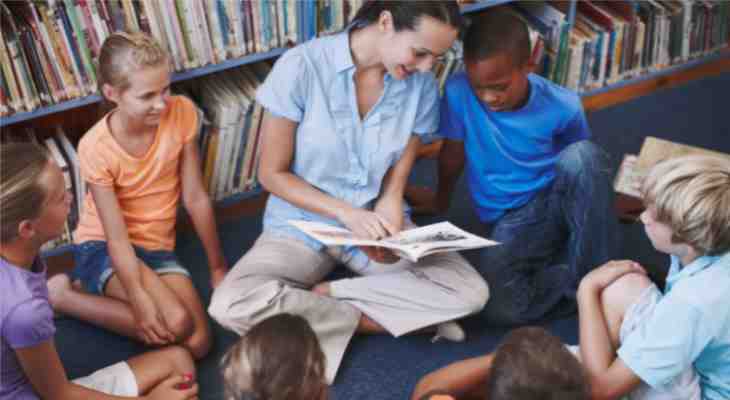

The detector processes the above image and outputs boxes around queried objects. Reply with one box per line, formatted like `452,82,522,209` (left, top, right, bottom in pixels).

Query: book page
614,154,643,199
288,220,499,261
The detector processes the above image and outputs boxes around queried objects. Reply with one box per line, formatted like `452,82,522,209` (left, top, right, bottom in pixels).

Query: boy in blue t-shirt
407,8,618,325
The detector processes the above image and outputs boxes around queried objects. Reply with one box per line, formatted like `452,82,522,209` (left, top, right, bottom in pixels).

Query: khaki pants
209,232,489,383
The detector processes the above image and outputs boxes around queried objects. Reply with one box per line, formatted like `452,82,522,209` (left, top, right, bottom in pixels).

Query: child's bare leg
126,346,195,394
600,273,653,348
104,266,211,358
159,274,213,359
47,273,142,341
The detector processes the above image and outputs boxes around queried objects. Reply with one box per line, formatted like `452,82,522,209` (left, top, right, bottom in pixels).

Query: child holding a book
209,0,489,383
49,32,227,359
406,7,617,325
0,142,198,400
221,313,328,400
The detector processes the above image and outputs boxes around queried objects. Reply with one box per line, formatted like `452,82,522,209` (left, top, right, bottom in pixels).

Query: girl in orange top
49,32,227,359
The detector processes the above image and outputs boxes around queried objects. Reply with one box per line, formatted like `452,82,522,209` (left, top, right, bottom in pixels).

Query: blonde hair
97,31,169,94
642,155,730,255
221,314,327,400
1,143,52,243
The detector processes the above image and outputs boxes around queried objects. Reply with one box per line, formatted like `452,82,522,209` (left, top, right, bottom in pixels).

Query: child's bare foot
47,273,72,316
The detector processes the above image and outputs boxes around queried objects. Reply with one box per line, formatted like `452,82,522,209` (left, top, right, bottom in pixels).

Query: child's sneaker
431,321,466,343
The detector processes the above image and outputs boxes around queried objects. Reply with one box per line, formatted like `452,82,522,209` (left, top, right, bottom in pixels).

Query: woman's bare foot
312,282,331,296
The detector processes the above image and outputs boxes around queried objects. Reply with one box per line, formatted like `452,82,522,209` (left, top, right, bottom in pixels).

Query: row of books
177,62,271,201
0,0,364,117
0,126,83,252
513,0,730,93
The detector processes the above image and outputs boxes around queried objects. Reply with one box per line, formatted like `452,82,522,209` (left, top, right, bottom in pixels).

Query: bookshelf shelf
460,0,515,15
215,187,263,208
581,49,730,98
0,48,289,128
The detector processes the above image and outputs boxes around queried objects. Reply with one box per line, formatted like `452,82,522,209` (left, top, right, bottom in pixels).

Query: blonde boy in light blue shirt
577,155,730,400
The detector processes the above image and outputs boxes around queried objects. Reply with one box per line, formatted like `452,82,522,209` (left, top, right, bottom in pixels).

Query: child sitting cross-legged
0,142,198,400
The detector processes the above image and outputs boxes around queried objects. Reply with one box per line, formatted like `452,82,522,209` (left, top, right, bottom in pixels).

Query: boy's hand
579,260,647,295
145,375,198,400
130,287,175,345
405,186,442,215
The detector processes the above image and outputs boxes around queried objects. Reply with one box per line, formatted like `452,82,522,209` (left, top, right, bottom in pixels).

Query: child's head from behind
351,1,462,79
486,327,589,400
641,155,730,258
463,8,532,112
221,313,327,400
98,31,171,128
1,143,71,246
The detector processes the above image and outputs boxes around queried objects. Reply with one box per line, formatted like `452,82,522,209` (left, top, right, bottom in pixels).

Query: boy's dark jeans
478,141,619,326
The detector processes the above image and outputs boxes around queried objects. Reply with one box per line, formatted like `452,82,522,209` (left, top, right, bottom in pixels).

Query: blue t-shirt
256,28,439,251
618,253,730,400
438,72,590,222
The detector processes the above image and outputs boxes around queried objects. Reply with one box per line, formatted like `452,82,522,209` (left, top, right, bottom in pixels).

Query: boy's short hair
642,155,730,255
486,327,589,400
463,7,531,66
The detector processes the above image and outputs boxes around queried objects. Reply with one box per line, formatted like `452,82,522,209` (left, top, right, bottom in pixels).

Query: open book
288,220,499,263
613,137,730,222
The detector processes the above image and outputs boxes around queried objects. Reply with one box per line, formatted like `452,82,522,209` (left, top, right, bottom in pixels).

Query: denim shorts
71,240,191,295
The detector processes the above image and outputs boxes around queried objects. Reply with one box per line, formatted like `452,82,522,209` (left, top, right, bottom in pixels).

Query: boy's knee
601,273,653,314
556,141,604,175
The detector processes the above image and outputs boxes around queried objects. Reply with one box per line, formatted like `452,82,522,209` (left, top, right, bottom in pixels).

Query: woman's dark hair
352,0,463,31
221,314,327,400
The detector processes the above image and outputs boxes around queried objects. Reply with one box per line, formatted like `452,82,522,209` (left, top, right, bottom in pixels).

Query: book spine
0,31,23,112
62,0,96,91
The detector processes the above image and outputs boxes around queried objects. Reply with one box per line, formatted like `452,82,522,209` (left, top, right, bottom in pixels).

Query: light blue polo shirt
255,29,439,252
618,252,730,400
438,72,590,222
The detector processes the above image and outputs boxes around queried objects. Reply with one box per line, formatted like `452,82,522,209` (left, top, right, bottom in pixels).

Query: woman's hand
358,246,401,264
337,206,397,240
374,195,404,234
129,286,175,345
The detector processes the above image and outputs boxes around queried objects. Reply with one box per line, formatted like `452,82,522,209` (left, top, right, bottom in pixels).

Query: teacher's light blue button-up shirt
618,252,730,400
255,29,439,251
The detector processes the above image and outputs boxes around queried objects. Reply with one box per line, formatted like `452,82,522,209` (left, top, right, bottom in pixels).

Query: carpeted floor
55,71,730,400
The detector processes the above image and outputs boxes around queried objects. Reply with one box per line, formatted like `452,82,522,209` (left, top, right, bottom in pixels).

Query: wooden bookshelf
583,50,730,113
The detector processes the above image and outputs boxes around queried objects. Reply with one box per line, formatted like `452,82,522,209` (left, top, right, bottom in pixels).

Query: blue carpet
55,71,730,399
